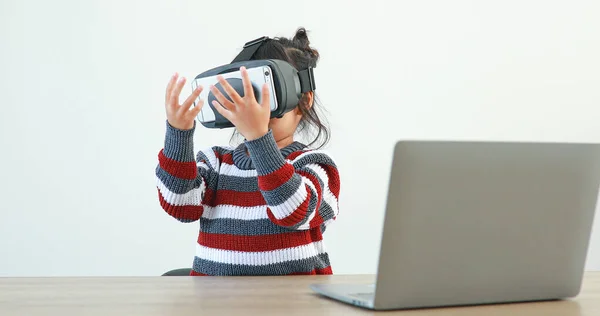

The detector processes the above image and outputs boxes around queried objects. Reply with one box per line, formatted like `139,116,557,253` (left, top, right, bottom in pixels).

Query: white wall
1,0,599,276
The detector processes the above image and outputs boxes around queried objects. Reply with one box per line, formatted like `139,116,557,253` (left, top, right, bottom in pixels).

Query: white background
1,0,599,276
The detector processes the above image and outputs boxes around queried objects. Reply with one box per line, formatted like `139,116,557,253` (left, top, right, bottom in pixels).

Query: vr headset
191,36,316,129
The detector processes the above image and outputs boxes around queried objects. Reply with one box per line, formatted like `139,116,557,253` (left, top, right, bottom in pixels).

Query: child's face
267,92,313,145
268,108,302,144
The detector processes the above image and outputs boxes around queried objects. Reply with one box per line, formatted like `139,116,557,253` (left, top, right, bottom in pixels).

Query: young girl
155,28,341,276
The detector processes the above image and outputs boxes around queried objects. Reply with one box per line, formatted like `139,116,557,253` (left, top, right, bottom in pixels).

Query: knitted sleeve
245,131,341,230
155,121,219,223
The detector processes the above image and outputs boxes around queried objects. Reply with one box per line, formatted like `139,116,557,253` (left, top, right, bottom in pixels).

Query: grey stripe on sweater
295,164,337,222
214,163,320,196
291,151,337,169
156,167,200,194
163,121,196,162
260,174,303,206
217,174,259,192
199,217,296,235
156,165,218,195
288,181,319,229
317,200,336,223
245,131,287,175
192,253,331,276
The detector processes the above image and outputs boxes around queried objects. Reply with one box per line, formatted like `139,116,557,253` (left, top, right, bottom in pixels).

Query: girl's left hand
210,67,271,141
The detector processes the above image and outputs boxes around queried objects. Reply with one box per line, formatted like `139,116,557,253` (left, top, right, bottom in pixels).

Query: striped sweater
155,122,341,276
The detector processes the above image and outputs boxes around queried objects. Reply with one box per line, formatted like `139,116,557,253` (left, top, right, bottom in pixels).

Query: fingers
169,76,187,107
240,67,255,101
216,75,243,104
180,85,204,120
260,83,270,108
186,99,204,120
212,100,233,120
180,85,203,113
165,73,178,105
210,85,235,112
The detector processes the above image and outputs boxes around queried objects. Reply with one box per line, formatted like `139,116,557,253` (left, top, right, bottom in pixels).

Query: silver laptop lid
373,141,600,309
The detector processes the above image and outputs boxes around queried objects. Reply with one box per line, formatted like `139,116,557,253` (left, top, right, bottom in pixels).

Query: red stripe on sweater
203,188,216,206
158,190,204,221
322,164,341,198
309,211,325,229
267,187,312,227
158,150,197,180
214,150,234,165
197,229,323,252
190,270,208,276
221,153,234,165
212,189,265,207
288,150,340,200
258,164,295,191
298,170,324,229
286,150,306,161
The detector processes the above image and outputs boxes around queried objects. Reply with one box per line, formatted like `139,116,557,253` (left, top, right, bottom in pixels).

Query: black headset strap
231,36,270,63
298,67,316,92
231,36,316,92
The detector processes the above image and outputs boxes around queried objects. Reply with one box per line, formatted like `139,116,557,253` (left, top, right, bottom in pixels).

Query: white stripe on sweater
199,147,220,170
266,162,338,224
195,241,325,265
303,163,339,212
156,176,204,206
295,176,319,230
202,205,269,220
219,162,258,177
268,178,309,220
197,161,210,170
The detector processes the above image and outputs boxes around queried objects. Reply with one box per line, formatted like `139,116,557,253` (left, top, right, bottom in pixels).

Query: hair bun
292,27,319,59
293,27,310,48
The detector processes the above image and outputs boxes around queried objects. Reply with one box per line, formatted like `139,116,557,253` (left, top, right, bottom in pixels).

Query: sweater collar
232,140,306,170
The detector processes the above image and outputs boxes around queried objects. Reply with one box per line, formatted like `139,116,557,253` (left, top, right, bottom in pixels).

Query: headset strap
232,36,316,92
231,36,270,63
298,67,316,92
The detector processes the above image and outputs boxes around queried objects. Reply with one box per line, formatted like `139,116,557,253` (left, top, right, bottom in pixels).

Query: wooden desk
1,273,599,315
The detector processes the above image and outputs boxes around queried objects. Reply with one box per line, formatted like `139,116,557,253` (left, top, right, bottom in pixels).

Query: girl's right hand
165,73,204,130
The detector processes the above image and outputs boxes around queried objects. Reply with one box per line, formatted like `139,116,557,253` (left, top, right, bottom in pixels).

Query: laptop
310,140,600,310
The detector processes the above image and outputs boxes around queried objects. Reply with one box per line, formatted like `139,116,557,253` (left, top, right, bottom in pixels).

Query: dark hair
232,27,330,149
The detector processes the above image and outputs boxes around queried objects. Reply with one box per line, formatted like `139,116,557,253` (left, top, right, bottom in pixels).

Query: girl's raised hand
165,73,204,130
210,67,271,140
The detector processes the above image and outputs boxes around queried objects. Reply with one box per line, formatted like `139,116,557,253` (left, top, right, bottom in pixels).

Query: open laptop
310,140,600,310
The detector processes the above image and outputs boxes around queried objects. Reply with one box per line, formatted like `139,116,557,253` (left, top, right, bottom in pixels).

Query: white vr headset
191,36,316,129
